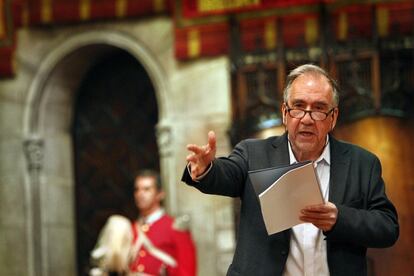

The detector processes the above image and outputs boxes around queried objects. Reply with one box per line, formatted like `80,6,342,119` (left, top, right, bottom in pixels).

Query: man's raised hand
186,131,217,180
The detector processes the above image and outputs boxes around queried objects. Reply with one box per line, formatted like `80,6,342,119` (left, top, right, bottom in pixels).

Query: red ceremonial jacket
129,212,197,276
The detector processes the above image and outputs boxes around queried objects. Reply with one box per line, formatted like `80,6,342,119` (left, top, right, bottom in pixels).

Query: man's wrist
186,162,213,182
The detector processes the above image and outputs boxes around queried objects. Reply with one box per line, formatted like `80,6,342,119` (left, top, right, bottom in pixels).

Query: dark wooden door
72,50,159,275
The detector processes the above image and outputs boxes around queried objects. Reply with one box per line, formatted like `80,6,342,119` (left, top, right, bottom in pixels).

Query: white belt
130,223,177,268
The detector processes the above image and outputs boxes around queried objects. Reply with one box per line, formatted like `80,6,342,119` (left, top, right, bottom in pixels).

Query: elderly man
182,64,398,276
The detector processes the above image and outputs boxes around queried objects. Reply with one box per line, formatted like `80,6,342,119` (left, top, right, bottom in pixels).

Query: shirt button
138,264,145,272
139,250,146,257
281,250,287,255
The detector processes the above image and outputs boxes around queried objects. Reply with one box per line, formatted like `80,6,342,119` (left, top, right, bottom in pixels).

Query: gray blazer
182,133,399,276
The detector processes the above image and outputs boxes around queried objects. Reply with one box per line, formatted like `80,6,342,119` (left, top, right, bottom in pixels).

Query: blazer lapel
269,132,291,241
269,132,290,168
329,136,350,204
270,133,349,204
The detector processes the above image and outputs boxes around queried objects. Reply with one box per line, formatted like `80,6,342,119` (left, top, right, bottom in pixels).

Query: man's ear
331,108,339,131
157,190,166,202
281,104,287,125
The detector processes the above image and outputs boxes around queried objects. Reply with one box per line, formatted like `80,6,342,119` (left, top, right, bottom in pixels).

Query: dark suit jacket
182,133,399,276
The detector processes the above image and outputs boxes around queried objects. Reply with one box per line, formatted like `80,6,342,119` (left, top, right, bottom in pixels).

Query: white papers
248,162,324,235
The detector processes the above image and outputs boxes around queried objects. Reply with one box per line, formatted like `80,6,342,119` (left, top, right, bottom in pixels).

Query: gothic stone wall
0,16,234,276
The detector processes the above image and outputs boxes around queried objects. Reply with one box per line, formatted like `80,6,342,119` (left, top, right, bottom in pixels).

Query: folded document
248,161,324,235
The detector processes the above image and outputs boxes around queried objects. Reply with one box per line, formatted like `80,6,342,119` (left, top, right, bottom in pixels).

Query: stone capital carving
23,138,44,171
156,124,173,157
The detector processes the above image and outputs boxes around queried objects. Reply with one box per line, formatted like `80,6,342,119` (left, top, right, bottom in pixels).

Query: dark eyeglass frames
285,104,335,121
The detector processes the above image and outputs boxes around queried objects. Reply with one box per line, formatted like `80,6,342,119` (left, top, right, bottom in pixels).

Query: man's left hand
300,201,338,232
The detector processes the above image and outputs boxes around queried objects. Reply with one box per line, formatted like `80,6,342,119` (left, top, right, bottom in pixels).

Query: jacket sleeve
181,139,250,198
326,155,399,248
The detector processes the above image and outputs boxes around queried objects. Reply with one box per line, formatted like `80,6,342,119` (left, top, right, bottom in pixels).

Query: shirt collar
139,208,165,225
288,135,330,165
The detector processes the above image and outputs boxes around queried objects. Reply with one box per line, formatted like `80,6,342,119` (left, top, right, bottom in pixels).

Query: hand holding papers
248,161,324,235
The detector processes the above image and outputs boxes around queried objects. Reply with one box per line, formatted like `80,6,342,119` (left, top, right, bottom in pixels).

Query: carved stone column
156,121,177,214
23,138,44,276
206,118,236,276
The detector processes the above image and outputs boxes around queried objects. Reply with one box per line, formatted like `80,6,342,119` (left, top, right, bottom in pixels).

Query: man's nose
301,111,314,122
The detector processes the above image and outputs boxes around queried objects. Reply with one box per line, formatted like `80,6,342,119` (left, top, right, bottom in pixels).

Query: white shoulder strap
130,222,177,268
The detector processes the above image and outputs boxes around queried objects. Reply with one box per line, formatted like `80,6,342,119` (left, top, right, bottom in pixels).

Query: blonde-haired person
90,169,197,276
90,215,133,276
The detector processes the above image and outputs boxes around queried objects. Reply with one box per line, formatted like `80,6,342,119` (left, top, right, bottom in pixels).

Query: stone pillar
206,117,235,276
23,138,44,276
156,120,177,214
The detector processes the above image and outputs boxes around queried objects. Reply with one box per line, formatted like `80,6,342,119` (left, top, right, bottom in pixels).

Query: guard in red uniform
129,170,197,276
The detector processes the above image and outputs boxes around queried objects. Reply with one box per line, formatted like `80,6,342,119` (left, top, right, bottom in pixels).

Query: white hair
283,64,340,107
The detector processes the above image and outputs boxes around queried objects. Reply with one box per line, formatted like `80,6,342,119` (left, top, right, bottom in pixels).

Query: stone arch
24,30,170,134
21,30,173,276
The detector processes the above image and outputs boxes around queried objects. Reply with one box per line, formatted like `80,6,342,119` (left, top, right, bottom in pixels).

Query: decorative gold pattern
188,29,200,58
154,0,165,12
198,0,259,12
376,7,389,37
115,0,127,18
22,3,30,27
338,12,347,41
305,17,318,45
80,0,91,21
264,19,277,50
41,0,52,23
0,0,5,39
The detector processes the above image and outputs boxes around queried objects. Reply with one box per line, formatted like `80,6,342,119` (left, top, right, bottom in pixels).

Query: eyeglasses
285,104,335,121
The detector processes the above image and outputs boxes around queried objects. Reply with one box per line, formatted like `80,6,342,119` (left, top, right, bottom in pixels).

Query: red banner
240,16,278,52
0,0,174,77
0,0,21,78
377,1,414,37
18,0,173,26
1,0,414,77
0,45,15,77
331,4,373,41
282,13,319,47
175,22,230,59
0,0,5,41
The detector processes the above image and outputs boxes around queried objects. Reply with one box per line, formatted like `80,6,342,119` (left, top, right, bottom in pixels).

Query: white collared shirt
283,136,331,276
139,208,165,225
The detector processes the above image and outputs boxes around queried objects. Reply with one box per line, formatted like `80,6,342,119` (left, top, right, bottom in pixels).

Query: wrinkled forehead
288,73,335,105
